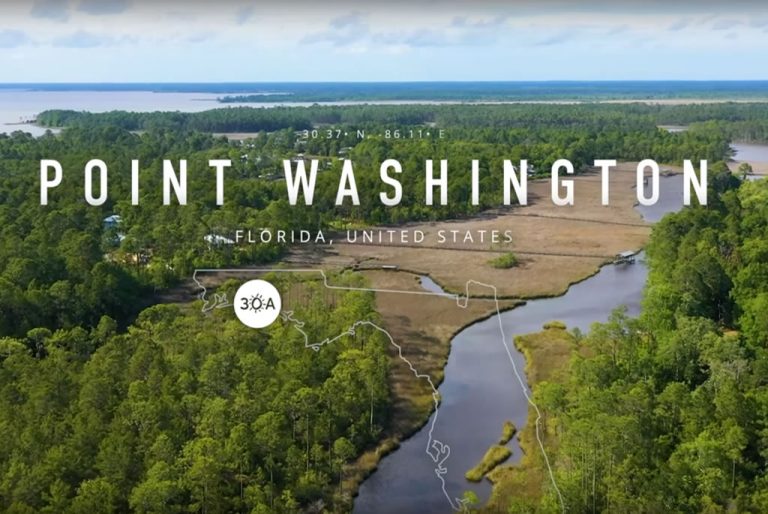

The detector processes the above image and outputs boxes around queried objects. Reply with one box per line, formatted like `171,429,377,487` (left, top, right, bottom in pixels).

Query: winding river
353,175,686,513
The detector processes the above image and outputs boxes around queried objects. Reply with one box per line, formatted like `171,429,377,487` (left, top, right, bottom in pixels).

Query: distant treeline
691,120,768,144
36,103,768,142
37,108,316,133
215,81,768,103
9,81,768,101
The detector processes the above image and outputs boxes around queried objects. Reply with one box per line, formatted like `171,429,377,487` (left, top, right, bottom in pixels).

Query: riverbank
330,165,664,510
729,142,768,175
480,324,576,512
338,270,520,504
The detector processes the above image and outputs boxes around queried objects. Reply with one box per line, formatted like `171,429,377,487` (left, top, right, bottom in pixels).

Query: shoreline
345,250,645,509
340,267,580,506
346,167,668,511
480,326,576,512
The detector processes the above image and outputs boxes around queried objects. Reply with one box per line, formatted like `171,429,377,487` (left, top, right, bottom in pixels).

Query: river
353,175,686,514
732,142,768,164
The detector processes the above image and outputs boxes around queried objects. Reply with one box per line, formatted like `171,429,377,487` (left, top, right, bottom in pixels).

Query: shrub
489,252,519,269
465,445,512,482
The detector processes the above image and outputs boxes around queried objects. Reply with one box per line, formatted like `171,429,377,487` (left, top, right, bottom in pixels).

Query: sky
1,0,768,82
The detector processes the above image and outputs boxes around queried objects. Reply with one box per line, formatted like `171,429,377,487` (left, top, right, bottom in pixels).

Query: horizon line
3,80,768,84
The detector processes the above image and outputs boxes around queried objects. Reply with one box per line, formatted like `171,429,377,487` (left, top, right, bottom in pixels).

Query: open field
322,163,653,298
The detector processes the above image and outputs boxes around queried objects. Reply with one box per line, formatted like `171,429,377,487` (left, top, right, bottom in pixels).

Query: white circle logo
234,279,282,328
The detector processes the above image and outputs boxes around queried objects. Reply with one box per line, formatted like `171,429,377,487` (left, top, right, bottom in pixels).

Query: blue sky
1,0,768,81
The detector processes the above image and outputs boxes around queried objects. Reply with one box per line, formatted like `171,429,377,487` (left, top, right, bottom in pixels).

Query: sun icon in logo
247,294,265,313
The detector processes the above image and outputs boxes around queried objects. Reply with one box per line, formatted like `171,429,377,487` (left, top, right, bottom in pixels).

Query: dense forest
0,274,389,513
518,170,768,513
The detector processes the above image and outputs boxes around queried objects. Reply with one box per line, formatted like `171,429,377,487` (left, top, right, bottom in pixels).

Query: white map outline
192,268,566,513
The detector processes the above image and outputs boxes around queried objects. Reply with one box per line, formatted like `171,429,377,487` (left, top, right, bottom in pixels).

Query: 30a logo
234,279,281,328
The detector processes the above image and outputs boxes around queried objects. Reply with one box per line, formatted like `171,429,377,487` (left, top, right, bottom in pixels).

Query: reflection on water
356,261,651,514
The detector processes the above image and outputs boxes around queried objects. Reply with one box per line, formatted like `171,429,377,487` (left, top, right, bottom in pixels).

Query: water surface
732,142,768,163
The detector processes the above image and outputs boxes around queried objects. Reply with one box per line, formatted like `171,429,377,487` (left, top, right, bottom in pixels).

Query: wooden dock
614,250,637,264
